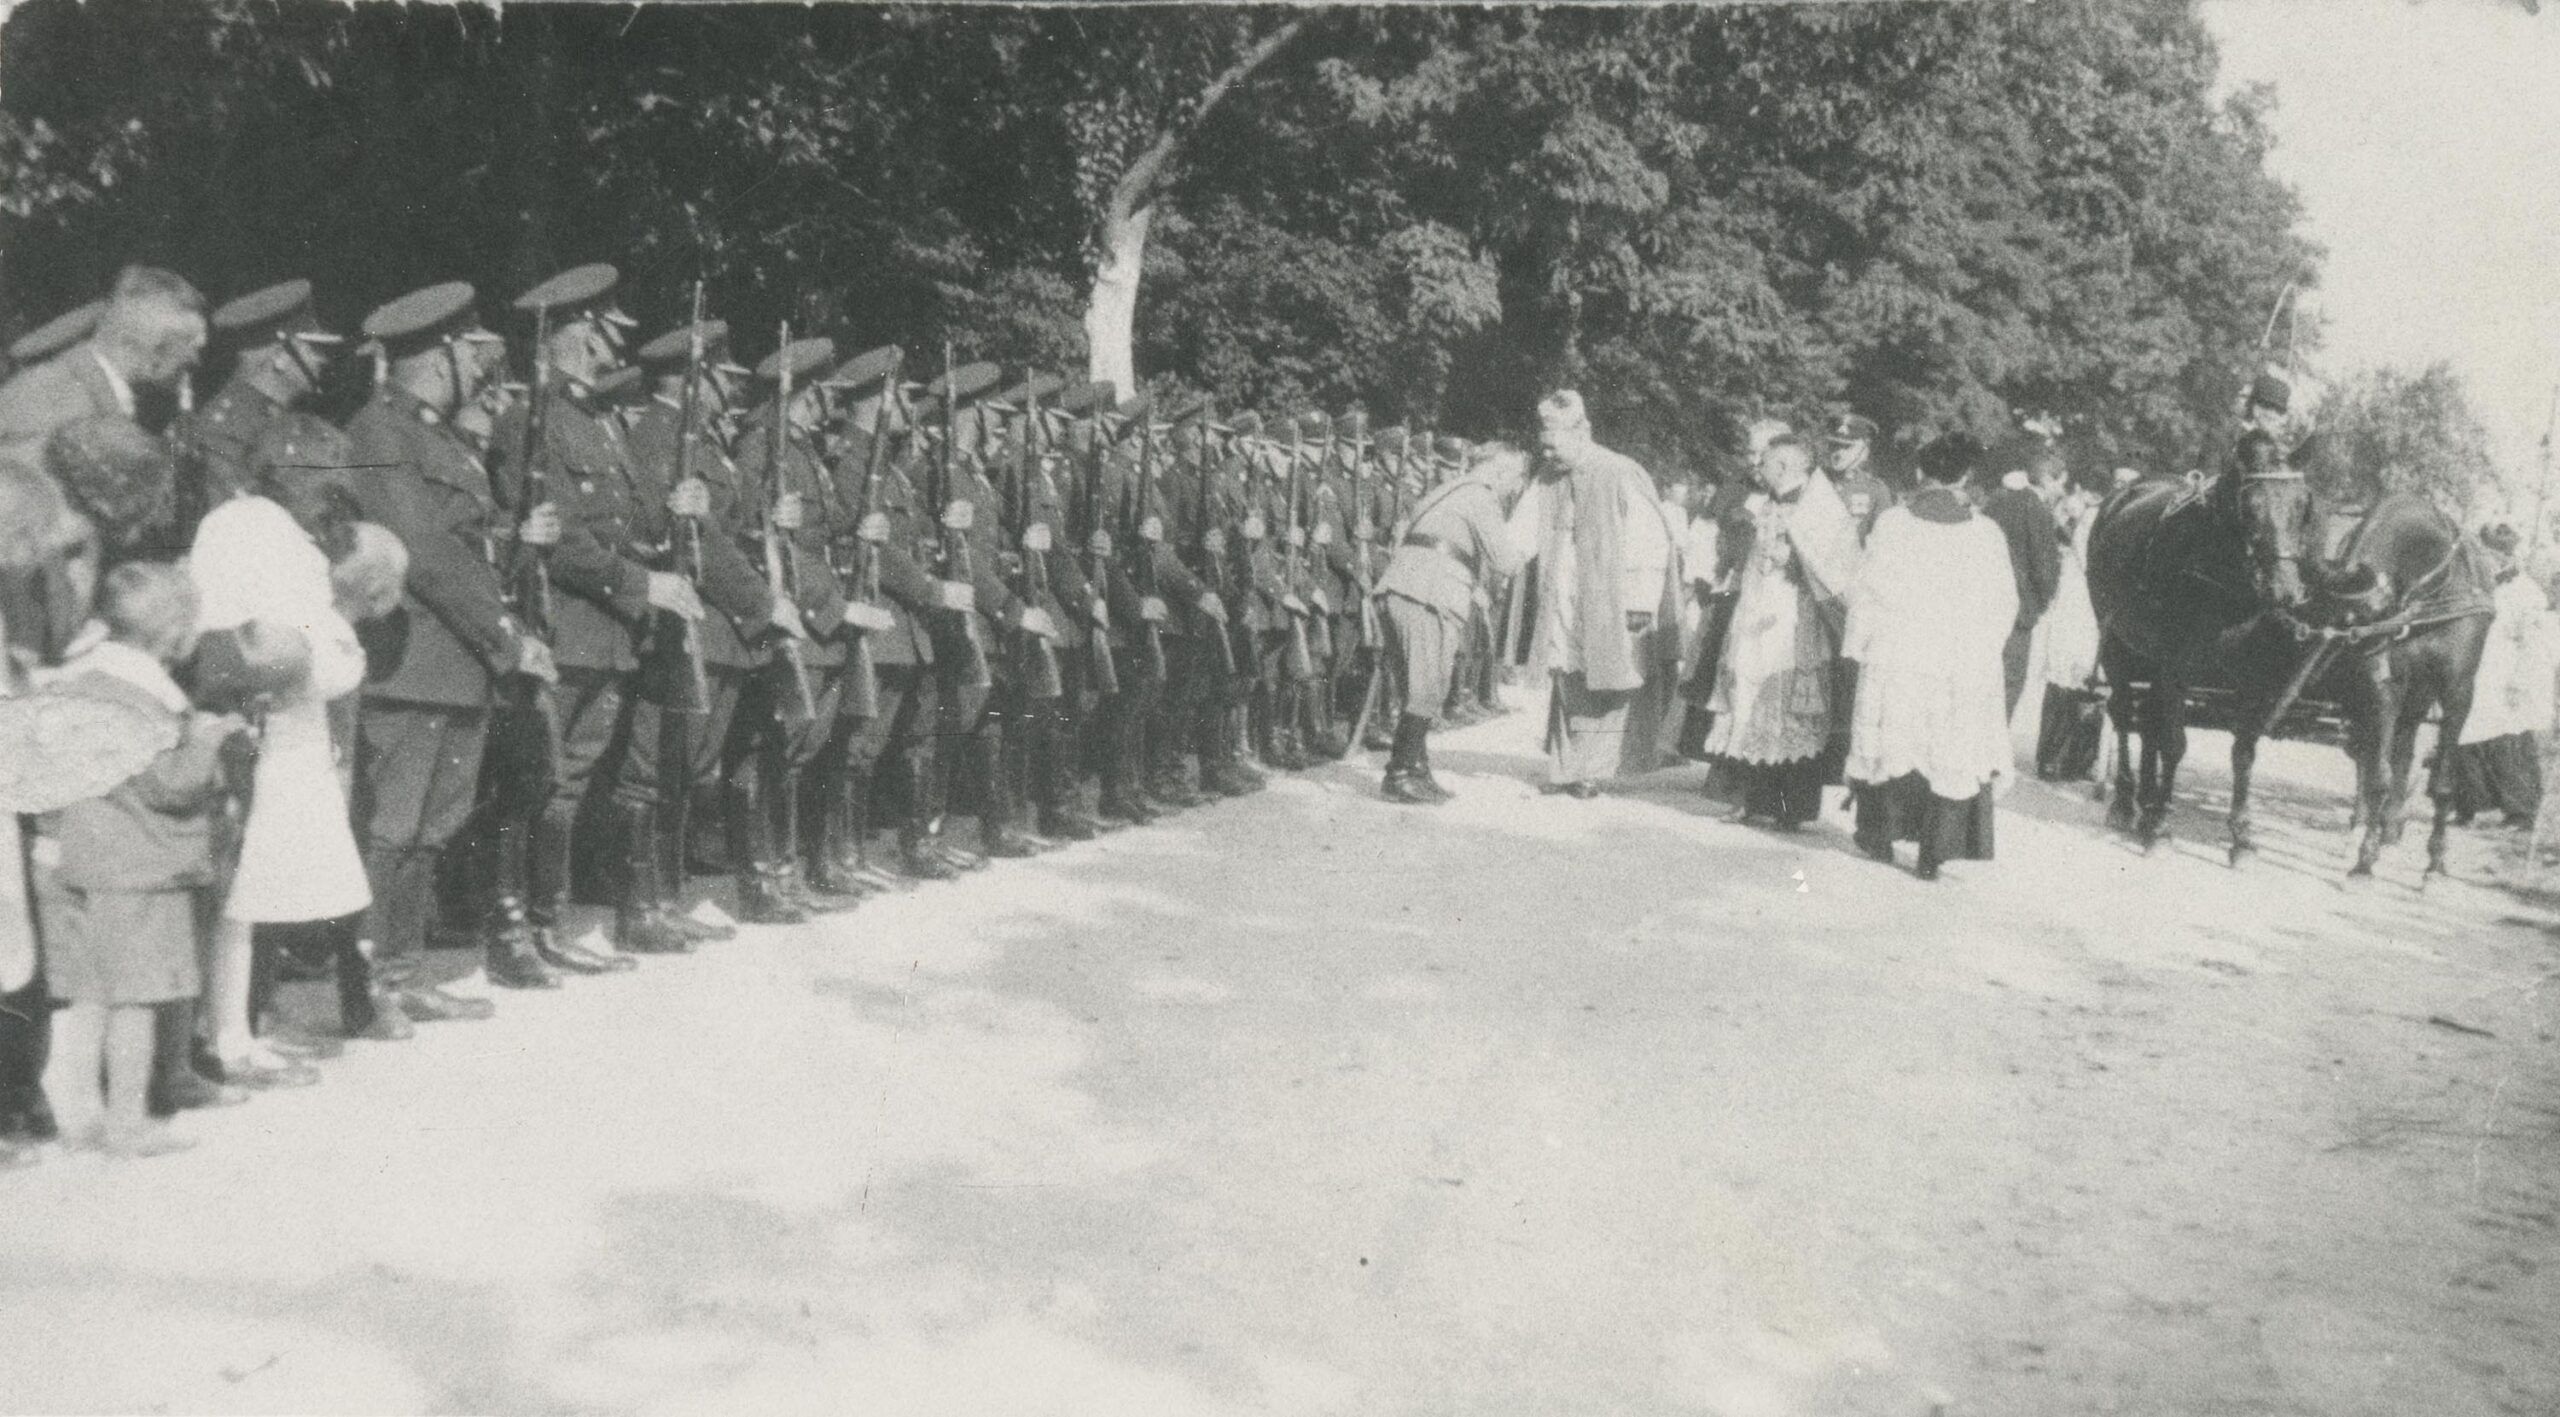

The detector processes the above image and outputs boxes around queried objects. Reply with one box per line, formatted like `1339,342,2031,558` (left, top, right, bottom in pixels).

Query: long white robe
2460,573,2557,745
1843,501,2018,798
1703,472,1859,764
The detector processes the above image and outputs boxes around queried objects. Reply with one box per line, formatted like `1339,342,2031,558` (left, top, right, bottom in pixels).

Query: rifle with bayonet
1077,390,1122,699
670,281,714,715
937,341,994,693
1280,418,1317,683
1012,376,1065,701
763,320,824,721
837,349,902,724
1191,421,1238,678
1130,402,1170,687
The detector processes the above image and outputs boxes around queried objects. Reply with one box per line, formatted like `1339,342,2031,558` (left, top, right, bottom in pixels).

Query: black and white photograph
0,0,2554,1411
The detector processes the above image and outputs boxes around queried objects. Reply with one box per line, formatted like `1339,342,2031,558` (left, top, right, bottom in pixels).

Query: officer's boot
658,794,734,943
1266,681,1311,770
779,763,862,913
727,760,808,925
1200,696,1265,798
334,930,413,1041
616,800,696,954
512,813,624,976
977,724,1040,859
1096,704,1157,824
489,814,562,989
899,745,962,881
1381,713,1435,804
1303,680,1349,761
935,739,991,872
1146,700,1206,809
843,766,909,891
1034,707,1100,841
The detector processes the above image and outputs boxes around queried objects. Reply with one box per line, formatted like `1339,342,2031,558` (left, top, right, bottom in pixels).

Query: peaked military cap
1053,380,1115,415
588,365,646,404
636,319,747,374
212,279,340,346
754,336,836,385
1432,434,1468,462
1227,410,1264,439
2248,369,2291,414
1337,409,1370,438
1296,411,1332,440
923,360,1003,411
1827,413,1878,446
1167,396,1211,429
1375,425,1408,453
361,282,493,353
512,263,631,325
821,344,904,393
7,299,102,364
988,371,1066,411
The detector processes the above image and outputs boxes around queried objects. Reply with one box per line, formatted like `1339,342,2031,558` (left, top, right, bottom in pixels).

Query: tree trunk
1085,202,1153,400
1079,18,1308,399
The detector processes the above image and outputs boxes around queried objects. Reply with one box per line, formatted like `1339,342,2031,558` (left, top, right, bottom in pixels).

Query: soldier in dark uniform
1098,398,1223,816
815,349,952,887
614,319,778,945
1159,401,1260,800
484,263,713,970
1191,411,1276,796
163,280,346,553
1826,413,1897,544
3,299,103,384
343,282,565,1027
995,374,1102,841
726,336,851,920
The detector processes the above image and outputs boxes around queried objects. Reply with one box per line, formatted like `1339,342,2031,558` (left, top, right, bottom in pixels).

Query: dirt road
0,708,2553,1415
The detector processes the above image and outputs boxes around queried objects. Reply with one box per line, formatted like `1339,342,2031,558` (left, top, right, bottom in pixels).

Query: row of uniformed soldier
62,263,1480,1035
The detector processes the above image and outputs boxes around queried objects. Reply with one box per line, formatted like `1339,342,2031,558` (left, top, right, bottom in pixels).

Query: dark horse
2085,431,2493,877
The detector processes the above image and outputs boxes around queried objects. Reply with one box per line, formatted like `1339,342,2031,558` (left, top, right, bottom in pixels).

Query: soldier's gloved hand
772,492,807,531
513,636,559,685
843,600,895,634
522,503,563,548
771,595,808,638
1281,592,1308,616
1196,592,1228,623
1139,596,1169,624
1310,589,1331,614
1022,523,1052,553
1017,605,1059,641
668,477,712,520
857,511,893,544
645,571,706,622
938,579,976,612
1625,610,1654,633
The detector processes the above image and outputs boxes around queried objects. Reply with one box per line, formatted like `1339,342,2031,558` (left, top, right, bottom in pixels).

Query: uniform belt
1401,531,1478,578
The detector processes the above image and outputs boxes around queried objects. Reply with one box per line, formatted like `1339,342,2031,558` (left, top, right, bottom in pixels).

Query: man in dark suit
1981,460,2063,717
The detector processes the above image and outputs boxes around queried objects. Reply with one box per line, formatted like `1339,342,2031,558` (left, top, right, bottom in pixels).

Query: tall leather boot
727,760,808,925
657,789,734,942
978,724,1040,859
900,745,961,880
841,766,909,891
1146,697,1206,809
617,800,696,953
1302,680,1348,761
935,735,990,871
1036,707,1100,840
776,755,860,914
1097,700,1157,824
1267,681,1311,770
1199,695,1265,797
489,814,562,989
334,928,412,1040
802,757,875,903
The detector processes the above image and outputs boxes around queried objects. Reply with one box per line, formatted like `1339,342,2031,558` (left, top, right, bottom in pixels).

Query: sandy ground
0,699,2554,1416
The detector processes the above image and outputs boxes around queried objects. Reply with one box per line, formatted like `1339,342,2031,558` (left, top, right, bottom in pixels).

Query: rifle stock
1014,380,1064,701
937,341,993,694
764,320,823,722
672,281,713,715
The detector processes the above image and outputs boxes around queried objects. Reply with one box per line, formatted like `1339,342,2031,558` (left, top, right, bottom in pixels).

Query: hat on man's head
589,365,646,404
1227,410,1263,439
636,320,749,377
1168,396,1211,430
1054,380,1115,416
1537,390,1589,435
922,360,1003,412
822,345,905,395
1337,409,1369,439
753,336,836,387
1433,434,1469,463
2248,370,2292,415
362,282,494,355
8,300,103,366
987,371,1067,412
1375,425,1407,454
212,279,340,348
1295,411,1331,441
1827,413,1878,446
513,263,632,329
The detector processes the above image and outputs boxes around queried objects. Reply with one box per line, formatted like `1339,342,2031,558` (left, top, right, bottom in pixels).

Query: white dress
2460,574,2557,745
190,496,372,923
1843,502,2019,798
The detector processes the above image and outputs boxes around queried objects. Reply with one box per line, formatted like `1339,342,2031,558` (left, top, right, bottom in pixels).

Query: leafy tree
2309,362,2506,520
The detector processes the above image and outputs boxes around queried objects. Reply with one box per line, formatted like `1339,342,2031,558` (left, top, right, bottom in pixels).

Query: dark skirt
2035,684,2106,783
2449,733,2542,824
1719,755,1828,827
1854,773,1995,864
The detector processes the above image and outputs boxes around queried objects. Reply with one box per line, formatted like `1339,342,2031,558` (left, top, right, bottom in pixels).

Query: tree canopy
2,0,2320,481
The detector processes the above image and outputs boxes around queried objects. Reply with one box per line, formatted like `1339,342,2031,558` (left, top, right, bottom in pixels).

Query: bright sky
2204,0,2560,482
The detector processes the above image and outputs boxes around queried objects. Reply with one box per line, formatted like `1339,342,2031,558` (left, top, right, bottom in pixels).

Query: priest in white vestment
1702,436,1859,828
1507,391,1682,797
2449,523,2553,827
1845,431,2017,880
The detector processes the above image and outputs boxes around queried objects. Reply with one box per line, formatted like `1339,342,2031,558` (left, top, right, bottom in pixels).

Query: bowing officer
168,279,345,549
